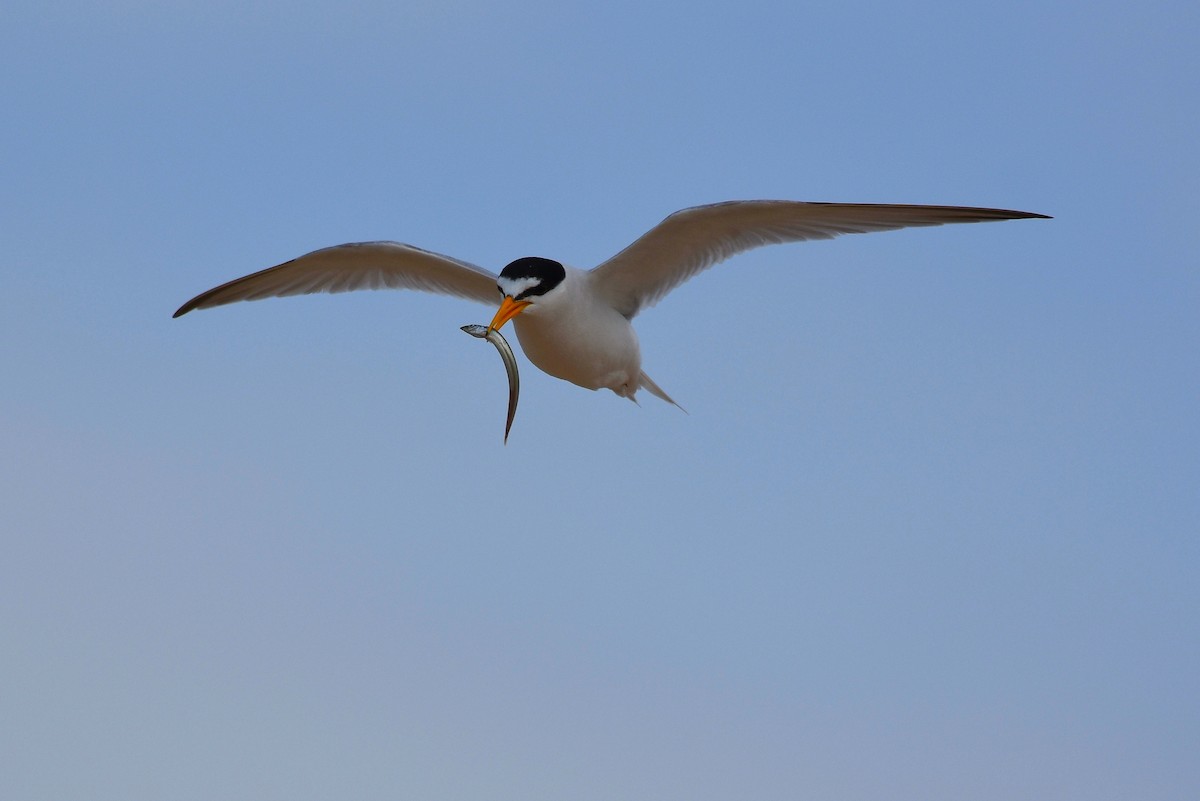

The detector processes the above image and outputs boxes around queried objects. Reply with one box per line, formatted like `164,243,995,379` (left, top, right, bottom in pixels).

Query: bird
174,200,1048,406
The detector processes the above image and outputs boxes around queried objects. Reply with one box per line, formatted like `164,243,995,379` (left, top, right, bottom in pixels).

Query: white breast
512,267,643,397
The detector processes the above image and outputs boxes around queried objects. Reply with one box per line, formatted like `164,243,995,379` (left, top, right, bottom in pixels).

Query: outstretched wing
590,201,1049,318
174,241,500,317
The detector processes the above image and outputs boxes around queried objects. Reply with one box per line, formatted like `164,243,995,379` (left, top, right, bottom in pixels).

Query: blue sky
2,1,1197,799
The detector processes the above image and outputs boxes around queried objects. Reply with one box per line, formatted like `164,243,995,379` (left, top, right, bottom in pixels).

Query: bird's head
488,257,567,332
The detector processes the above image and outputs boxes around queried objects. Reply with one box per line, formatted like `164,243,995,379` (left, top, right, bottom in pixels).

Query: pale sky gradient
2,2,1197,800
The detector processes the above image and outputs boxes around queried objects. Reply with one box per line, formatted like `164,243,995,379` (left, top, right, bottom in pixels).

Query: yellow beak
488,295,530,333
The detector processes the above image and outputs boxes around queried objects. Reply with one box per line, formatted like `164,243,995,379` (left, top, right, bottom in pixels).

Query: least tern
174,200,1048,406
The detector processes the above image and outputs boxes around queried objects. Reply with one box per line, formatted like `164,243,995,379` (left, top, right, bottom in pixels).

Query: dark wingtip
978,208,1052,221
173,291,209,318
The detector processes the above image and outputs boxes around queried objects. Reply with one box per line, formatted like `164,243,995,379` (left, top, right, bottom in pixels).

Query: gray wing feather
174,241,499,317
590,201,1049,318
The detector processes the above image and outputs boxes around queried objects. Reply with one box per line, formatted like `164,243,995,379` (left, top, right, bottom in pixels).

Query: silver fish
461,324,520,444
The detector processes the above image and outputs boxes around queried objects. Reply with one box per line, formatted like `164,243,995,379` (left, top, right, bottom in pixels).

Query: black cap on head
498,257,566,299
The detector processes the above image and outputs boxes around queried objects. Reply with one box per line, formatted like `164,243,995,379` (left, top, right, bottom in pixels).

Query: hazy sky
2,2,1197,799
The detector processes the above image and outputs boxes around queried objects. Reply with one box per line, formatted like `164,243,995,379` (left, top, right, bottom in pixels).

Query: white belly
513,304,642,397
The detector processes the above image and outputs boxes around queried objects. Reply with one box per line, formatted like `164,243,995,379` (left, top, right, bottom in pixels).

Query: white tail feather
638,371,686,412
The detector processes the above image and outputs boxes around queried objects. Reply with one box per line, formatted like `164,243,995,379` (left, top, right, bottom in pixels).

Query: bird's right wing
174,241,500,317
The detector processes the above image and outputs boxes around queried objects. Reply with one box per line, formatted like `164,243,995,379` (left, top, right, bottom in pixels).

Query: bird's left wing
589,201,1050,318
174,241,500,317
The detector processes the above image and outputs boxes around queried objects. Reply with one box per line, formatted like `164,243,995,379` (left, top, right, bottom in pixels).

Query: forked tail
638,371,687,413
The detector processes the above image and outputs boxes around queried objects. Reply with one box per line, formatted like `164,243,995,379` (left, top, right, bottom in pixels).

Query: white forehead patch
497,276,543,297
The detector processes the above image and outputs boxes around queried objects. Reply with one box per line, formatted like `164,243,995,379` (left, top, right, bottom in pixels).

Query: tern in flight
175,200,1048,407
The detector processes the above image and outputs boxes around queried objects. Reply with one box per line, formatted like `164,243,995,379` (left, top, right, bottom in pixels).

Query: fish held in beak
461,323,520,444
